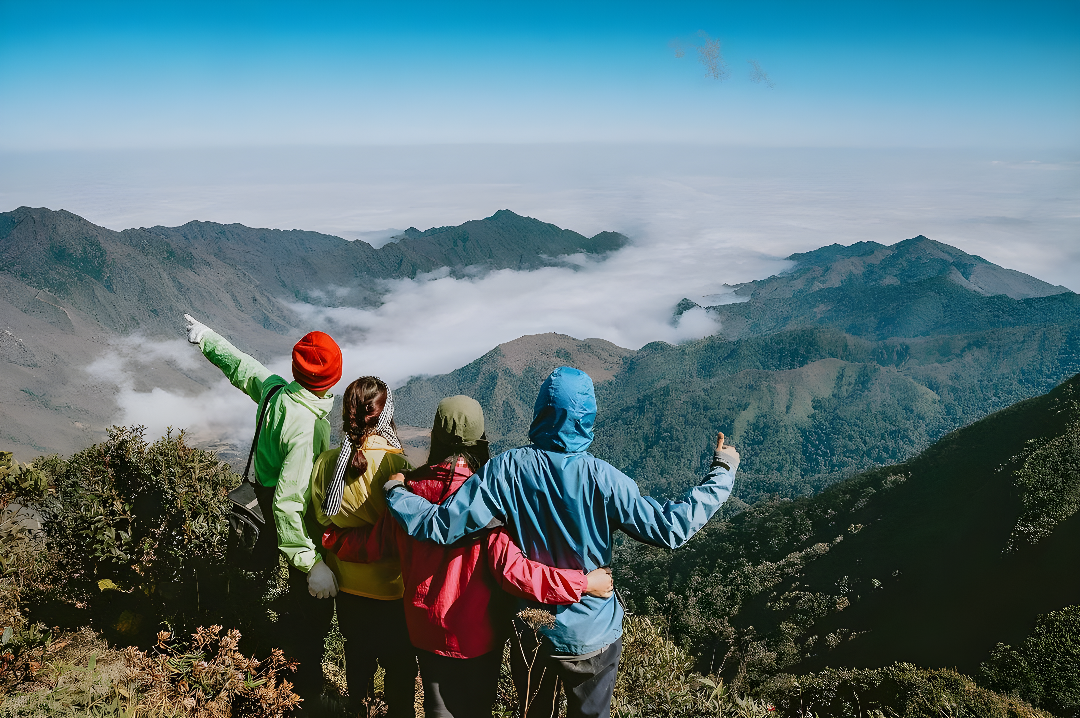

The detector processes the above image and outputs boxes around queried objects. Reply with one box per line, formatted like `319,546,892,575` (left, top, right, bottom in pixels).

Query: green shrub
610,615,773,718
762,663,1050,718
24,426,275,646
0,452,49,503
981,605,1080,716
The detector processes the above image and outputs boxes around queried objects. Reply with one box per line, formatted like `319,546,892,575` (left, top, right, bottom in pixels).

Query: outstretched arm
613,432,740,550
184,314,272,403
485,527,602,604
384,464,507,545
322,513,400,563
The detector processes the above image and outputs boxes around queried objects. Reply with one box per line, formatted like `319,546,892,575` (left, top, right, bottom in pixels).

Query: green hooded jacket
200,330,333,573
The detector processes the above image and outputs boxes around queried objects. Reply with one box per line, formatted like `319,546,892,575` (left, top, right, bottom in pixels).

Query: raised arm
191,321,273,404
384,463,507,545
322,513,400,564
612,432,740,550
485,527,590,604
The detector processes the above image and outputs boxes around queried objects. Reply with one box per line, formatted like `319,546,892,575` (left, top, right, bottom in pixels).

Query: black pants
510,633,622,718
335,591,418,717
274,566,336,702
416,648,502,718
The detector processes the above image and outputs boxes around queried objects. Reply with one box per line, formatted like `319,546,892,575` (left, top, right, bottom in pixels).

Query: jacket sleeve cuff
710,448,740,473
197,328,218,353
383,479,406,497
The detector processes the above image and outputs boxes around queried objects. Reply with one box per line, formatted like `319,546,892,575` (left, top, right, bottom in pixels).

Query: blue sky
2,0,1077,148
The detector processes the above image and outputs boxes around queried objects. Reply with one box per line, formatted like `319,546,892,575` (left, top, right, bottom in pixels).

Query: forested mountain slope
613,372,1080,685
398,324,1079,504
703,236,1074,341
591,322,1079,502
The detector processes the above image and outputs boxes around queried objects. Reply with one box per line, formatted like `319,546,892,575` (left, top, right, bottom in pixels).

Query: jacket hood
428,395,490,467
287,382,334,418
528,367,595,453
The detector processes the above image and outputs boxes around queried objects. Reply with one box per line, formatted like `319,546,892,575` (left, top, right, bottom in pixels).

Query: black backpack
227,383,285,571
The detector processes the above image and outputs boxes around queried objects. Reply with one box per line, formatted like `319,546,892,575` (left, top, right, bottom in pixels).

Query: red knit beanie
292,331,342,392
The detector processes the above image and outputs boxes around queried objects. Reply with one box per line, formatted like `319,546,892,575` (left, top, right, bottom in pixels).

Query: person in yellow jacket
311,375,416,717
183,313,340,707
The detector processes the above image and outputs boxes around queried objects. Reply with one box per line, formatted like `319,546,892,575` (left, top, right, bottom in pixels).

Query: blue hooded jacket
385,367,738,655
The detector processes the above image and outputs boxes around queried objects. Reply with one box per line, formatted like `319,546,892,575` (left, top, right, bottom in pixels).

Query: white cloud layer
85,336,290,448
291,244,780,389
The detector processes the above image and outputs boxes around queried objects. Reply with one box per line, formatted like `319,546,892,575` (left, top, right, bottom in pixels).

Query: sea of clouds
3,144,1076,444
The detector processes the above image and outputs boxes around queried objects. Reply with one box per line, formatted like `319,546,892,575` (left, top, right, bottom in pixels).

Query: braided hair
341,376,389,475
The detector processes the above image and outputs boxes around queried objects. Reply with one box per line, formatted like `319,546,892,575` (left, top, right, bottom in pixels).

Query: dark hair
342,376,389,475
407,441,490,503
426,441,490,474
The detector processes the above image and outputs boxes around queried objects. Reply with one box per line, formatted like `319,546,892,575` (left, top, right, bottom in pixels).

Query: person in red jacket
323,395,612,718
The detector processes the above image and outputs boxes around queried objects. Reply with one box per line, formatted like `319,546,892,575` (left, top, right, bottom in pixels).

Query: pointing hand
183,313,209,345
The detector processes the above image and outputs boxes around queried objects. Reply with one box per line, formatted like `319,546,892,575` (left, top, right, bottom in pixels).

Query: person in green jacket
183,313,341,706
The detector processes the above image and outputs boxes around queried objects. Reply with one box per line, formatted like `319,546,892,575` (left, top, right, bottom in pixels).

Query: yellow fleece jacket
311,435,412,599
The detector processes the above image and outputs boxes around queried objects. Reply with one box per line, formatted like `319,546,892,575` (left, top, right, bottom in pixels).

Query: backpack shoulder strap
243,382,286,483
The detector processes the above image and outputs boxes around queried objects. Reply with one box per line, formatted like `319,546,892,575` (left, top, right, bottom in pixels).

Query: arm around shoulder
385,461,506,545
485,528,588,604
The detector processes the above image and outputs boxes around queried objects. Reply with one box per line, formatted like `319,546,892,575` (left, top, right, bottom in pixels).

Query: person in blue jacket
381,366,741,718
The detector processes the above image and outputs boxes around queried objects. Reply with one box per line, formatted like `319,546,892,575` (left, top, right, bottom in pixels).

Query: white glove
307,560,338,599
715,445,740,471
713,431,740,472
183,313,209,345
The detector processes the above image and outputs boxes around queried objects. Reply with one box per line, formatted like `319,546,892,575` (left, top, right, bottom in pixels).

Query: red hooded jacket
323,458,588,658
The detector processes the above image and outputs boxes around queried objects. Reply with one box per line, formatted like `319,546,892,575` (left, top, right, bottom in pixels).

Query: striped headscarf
322,385,401,517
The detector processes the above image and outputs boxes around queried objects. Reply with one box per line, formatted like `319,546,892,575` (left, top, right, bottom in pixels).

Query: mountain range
397,236,1080,503
0,207,626,458
4,205,1078,505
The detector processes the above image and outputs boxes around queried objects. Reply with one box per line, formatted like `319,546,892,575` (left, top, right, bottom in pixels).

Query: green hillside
612,372,1080,712
592,322,1079,502
707,237,1074,341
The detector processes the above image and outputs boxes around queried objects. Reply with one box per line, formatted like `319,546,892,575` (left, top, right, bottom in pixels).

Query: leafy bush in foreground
118,626,301,718
610,615,772,718
18,427,286,650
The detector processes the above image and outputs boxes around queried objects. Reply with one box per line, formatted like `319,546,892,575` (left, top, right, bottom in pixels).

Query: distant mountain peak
383,209,628,264
743,235,1071,301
